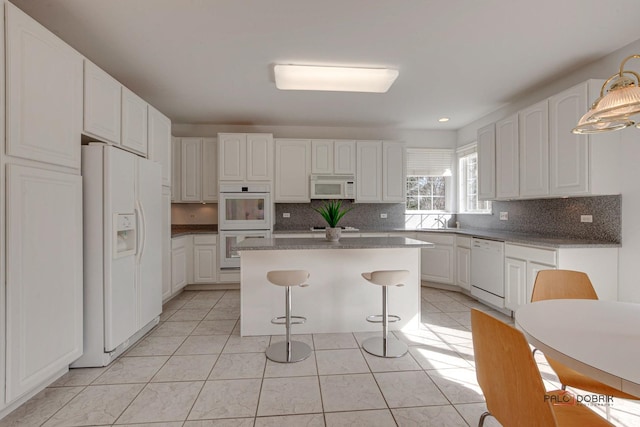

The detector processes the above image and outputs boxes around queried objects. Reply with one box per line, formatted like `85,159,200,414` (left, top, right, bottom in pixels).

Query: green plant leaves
313,200,353,228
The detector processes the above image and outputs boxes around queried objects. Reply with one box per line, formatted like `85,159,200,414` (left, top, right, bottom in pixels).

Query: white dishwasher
470,238,505,308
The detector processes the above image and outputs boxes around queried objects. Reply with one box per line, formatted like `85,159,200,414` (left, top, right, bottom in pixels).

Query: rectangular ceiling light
274,64,399,93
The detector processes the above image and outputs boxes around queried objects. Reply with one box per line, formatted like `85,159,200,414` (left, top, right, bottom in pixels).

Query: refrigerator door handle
135,200,147,263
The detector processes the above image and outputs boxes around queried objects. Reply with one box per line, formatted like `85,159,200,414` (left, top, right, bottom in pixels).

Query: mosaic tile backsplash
457,195,621,242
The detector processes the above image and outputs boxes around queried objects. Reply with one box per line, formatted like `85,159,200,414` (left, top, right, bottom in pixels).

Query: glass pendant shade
589,84,640,120
572,107,633,134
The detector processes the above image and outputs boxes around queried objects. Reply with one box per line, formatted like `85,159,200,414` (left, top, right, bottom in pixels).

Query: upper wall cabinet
218,133,273,182
6,2,83,170
148,105,172,187
549,79,620,197
311,139,356,175
477,123,496,200
495,114,519,199
275,139,312,202
121,87,148,157
83,60,121,145
174,137,217,203
382,141,406,202
356,140,406,203
519,100,549,198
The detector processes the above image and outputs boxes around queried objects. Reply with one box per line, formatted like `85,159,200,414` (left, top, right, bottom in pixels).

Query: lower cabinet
455,237,471,291
171,235,190,295
161,187,172,301
5,165,83,402
193,235,218,283
415,232,455,285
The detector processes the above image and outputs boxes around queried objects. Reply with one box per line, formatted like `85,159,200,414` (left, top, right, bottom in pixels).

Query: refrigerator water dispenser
113,213,136,258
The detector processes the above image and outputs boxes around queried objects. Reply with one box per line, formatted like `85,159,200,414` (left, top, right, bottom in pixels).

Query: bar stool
265,270,312,363
361,270,409,358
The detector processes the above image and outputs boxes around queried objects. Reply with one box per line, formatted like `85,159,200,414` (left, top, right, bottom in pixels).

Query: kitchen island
234,236,434,336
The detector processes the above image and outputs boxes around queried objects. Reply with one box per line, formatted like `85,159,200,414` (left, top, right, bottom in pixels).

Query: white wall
457,37,640,303
172,123,457,149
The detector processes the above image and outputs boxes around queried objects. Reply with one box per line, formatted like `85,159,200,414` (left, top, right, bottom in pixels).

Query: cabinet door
193,244,218,283
519,100,549,198
421,245,454,284
526,262,556,304
382,141,406,202
171,137,181,201
246,134,273,181
334,140,356,175
202,138,218,202
148,105,172,187
504,257,526,311
549,83,589,195
456,246,471,291
6,165,83,401
274,139,312,202
219,133,246,181
495,114,519,199
161,187,172,301
121,87,149,156
180,138,202,202
83,61,121,145
6,3,83,169
477,123,496,200
356,141,383,202
311,139,334,174
171,243,188,294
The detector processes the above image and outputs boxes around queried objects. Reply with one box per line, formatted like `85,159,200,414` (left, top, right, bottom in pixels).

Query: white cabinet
519,100,549,198
356,141,382,202
275,139,312,202
83,60,121,145
455,236,471,291
121,87,148,157
382,141,406,202
148,105,172,188
549,79,620,196
171,137,180,201
6,2,83,170
193,235,218,284
218,133,273,182
311,139,356,175
171,235,190,295
504,244,556,312
5,165,83,401
477,123,496,200
161,187,172,301
415,233,455,284
495,114,519,199
175,137,217,203
504,257,527,311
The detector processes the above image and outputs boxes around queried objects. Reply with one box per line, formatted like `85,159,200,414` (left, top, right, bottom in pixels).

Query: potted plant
314,200,353,242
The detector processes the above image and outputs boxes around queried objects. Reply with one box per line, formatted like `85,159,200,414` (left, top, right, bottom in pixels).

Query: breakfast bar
235,236,434,336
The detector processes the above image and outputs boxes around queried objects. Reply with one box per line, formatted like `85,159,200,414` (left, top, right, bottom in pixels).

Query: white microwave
310,174,356,199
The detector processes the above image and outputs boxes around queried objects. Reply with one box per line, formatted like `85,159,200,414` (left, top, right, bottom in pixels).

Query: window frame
457,143,491,214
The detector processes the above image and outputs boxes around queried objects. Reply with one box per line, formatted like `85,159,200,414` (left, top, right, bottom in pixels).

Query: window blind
456,142,477,158
406,148,454,176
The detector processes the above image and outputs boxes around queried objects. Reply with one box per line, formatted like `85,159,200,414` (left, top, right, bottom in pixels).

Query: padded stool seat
361,270,409,358
265,270,311,363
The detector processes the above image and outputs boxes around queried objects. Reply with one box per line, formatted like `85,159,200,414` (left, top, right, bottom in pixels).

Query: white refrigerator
73,144,162,367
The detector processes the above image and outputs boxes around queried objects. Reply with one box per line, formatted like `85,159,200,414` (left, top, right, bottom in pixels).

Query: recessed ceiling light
274,64,399,93
438,117,450,122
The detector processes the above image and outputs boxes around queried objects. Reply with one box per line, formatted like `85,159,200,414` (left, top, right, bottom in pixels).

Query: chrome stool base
362,336,408,358
266,340,312,363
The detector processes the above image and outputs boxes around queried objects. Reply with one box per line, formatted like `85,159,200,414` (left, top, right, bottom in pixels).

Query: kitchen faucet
434,216,447,229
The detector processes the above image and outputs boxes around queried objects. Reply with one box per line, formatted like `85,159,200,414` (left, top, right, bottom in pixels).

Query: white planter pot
326,227,342,242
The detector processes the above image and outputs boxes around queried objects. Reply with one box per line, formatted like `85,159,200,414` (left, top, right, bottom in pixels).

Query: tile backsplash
457,195,621,242
275,201,405,230
171,203,218,224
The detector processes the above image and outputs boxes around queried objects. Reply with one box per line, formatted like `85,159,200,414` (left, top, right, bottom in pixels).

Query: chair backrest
471,309,558,426
531,270,598,302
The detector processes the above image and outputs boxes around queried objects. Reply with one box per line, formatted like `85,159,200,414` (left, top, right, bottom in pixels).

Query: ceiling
10,0,640,130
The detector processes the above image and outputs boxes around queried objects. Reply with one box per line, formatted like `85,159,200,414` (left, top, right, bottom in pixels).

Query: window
405,149,453,213
458,144,491,213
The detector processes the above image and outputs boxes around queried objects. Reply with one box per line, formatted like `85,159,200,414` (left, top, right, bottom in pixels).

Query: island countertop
234,236,435,251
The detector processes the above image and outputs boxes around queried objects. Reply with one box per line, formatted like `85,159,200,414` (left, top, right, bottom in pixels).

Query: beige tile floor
1,286,639,426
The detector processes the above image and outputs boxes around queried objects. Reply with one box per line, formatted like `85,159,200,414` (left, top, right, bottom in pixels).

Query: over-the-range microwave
310,174,355,199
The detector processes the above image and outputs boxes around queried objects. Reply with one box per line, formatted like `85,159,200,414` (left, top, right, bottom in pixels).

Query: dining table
515,299,640,398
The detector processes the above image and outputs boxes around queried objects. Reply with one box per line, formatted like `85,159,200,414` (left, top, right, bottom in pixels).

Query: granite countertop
271,228,620,248
171,224,218,237
234,236,435,251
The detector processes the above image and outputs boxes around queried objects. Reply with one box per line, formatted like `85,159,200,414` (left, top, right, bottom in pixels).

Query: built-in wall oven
219,183,272,269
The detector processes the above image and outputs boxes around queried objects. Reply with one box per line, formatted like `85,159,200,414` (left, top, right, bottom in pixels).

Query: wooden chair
471,309,613,426
531,270,639,400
